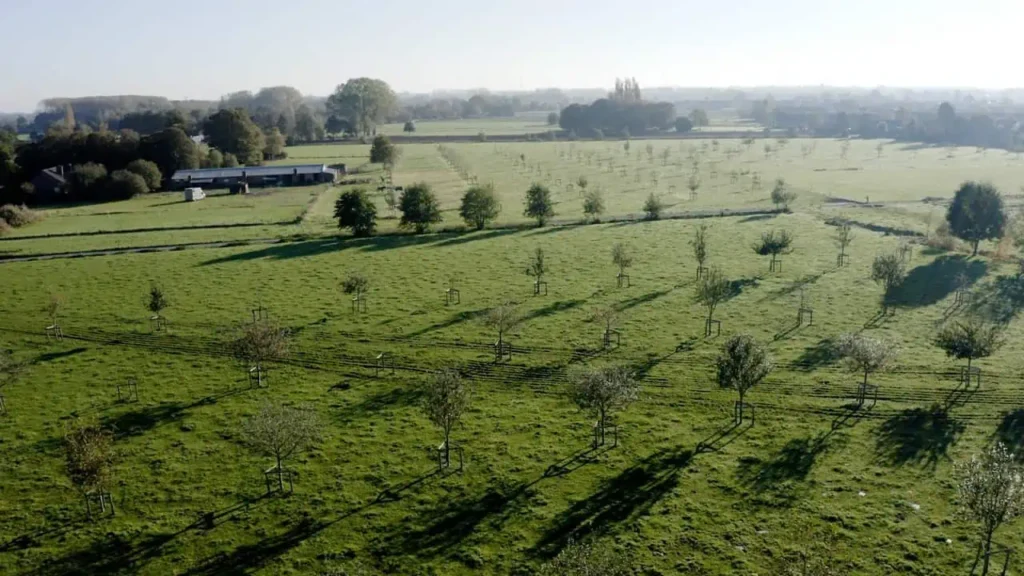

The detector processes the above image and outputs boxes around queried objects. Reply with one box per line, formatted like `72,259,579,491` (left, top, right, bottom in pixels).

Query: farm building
169,164,343,190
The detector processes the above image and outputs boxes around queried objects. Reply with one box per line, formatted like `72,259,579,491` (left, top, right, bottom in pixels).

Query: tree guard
251,306,269,322
264,465,295,495
616,273,630,288
494,340,513,363
960,366,982,390
855,383,879,409
374,352,395,377
351,294,367,313
150,315,167,332
45,324,63,341
434,441,465,473
116,378,139,403
248,365,268,389
592,422,619,449
733,401,755,425
705,318,721,338
533,280,548,296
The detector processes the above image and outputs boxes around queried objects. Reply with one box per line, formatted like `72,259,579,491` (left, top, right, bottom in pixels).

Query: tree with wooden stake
524,183,555,227
243,403,322,494
687,174,701,201
342,272,370,313
593,306,621,349
611,243,633,287
45,294,64,341
692,223,709,279
232,319,290,389
383,188,398,218
484,302,522,362
753,230,793,272
147,282,168,331
935,319,1003,389
716,334,774,425
569,365,639,449
576,175,589,198
422,369,470,471
582,189,605,222
695,267,730,337
771,178,797,211
526,247,548,295
835,222,853,266
63,420,116,519
955,442,1024,576
835,332,898,406
871,253,905,315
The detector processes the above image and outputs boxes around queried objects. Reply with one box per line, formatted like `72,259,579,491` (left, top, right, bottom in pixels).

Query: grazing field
3,137,1024,575
377,118,554,137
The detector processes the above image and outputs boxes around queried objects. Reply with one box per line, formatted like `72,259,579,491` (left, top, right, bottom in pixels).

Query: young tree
369,135,398,165
459,184,500,230
383,187,398,217
611,242,633,285
716,334,774,422
538,539,631,576
569,365,639,446
582,189,605,222
692,223,709,277
46,294,64,328
753,230,793,271
243,403,322,492
687,174,701,200
771,178,797,211
232,319,290,388
422,369,470,468
334,189,377,237
592,306,620,348
946,181,1007,255
695,267,730,334
399,182,442,233
483,301,522,353
341,272,369,309
871,253,906,314
147,282,168,324
403,121,416,133
835,222,853,265
642,193,664,220
526,247,547,292
524,183,555,227
835,333,898,392
935,319,1003,372
956,442,1024,575
63,420,115,519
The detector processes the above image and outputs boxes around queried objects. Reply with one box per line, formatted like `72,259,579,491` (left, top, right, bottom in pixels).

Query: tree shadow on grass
792,338,837,371
429,228,521,248
738,213,778,223
736,433,842,499
885,255,986,309
530,446,693,559
522,298,587,322
199,234,441,266
615,288,673,312
403,307,490,339
994,409,1024,459
183,517,326,576
375,481,534,561
31,530,183,576
725,277,760,301
32,347,88,364
874,405,965,468
968,275,1024,324
334,386,423,423
101,402,188,438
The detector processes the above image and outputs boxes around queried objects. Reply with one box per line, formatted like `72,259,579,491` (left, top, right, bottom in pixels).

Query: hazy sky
1,0,1020,111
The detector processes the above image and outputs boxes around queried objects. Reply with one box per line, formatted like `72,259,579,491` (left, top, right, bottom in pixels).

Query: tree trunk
982,528,994,575
863,370,868,388
276,454,285,492
443,430,451,468
967,357,973,371
973,240,980,257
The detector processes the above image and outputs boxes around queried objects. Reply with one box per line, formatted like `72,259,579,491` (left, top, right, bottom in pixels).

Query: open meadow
4,136,1024,575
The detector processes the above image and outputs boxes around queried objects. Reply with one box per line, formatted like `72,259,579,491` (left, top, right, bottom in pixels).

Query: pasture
2,135,1024,575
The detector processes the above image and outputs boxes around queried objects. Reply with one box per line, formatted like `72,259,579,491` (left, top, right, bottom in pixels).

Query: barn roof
170,164,337,181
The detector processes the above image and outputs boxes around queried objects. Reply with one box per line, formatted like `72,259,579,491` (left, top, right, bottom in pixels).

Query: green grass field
3,135,1024,575
378,118,554,137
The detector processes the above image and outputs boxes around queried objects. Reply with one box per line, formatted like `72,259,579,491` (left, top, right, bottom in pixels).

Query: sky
1,0,1021,111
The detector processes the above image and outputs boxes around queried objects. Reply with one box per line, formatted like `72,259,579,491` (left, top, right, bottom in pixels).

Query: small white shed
184,187,206,202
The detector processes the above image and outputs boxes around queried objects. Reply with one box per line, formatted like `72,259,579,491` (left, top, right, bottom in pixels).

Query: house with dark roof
169,164,342,190
29,166,68,201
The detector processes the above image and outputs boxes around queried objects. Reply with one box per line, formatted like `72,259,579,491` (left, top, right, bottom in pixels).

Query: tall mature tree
569,365,639,446
125,159,162,191
946,181,1007,255
262,127,287,160
399,182,442,233
689,108,710,127
675,116,694,133
835,333,898,391
326,78,398,136
716,334,774,422
871,253,906,314
524,183,555,227
232,319,290,388
334,189,377,237
202,109,265,165
422,369,470,468
243,403,322,492
459,184,500,230
293,105,321,142
63,420,115,519
956,442,1024,576
935,319,1003,372
403,121,416,133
